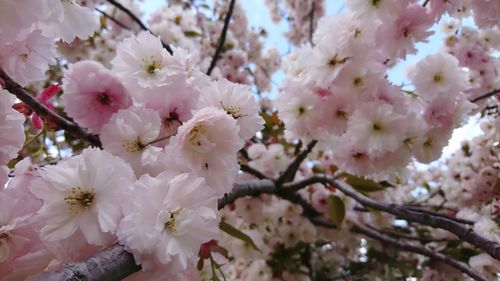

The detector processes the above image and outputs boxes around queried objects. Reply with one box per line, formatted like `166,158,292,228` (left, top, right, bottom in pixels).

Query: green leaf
219,221,260,251
184,30,202,37
326,195,345,227
344,175,390,193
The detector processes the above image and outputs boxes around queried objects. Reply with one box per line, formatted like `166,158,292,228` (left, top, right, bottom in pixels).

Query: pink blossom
39,0,99,42
375,4,434,59
30,148,135,257
0,92,25,177
0,29,56,86
61,60,132,134
166,107,242,195
197,79,264,141
410,53,467,101
101,105,163,176
0,159,45,279
118,172,219,275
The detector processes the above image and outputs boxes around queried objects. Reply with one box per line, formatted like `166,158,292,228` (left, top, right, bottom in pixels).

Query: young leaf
344,175,390,193
219,221,260,251
327,195,345,227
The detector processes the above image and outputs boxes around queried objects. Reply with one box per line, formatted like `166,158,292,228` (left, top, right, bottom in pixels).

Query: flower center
433,73,443,83
96,92,111,105
122,138,145,153
297,106,306,116
336,110,347,119
163,209,182,231
144,59,162,74
64,187,95,214
187,124,216,153
372,122,382,131
221,102,245,119
0,232,8,240
353,77,363,87
352,152,366,160
327,55,349,68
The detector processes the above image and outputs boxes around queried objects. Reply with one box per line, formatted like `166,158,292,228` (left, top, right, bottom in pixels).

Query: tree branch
34,176,500,280
206,0,237,75
217,179,275,208
105,0,174,55
368,225,459,243
470,88,500,103
32,244,140,281
308,0,315,44
240,163,270,180
0,68,102,148
275,140,317,186
352,223,489,281
312,176,500,261
404,205,473,225
96,8,131,30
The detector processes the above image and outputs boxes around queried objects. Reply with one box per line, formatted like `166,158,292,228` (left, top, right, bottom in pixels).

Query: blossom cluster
0,0,499,280
58,0,281,94
276,0,500,181
0,1,264,280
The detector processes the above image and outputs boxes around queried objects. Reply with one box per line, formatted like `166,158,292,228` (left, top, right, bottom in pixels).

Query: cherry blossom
61,60,132,133
30,148,135,252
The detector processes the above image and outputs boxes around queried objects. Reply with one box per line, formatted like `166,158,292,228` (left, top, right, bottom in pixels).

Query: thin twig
470,88,500,103
308,0,315,44
275,140,317,186
105,0,174,55
0,69,102,148
95,8,130,30
369,226,459,243
352,223,489,281
206,0,237,75
404,205,473,225
240,163,270,180
422,0,431,7
313,176,500,261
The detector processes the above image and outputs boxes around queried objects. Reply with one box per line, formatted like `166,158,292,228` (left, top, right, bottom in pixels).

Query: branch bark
470,88,500,103
0,68,102,148
32,244,140,281
352,223,489,281
206,0,237,75
240,163,270,180
313,176,500,261
34,176,500,280
275,140,317,186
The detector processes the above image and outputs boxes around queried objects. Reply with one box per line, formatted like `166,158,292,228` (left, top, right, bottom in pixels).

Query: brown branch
31,244,140,281
105,0,174,55
36,175,500,280
308,0,315,44
0,68,102,148
240,163,270,180
369,226,459,243
275,140,317,186
470,88,500,103
352,223,489,281
404,205,473,225
217,179,275,208
311,176,500,261
422,0,431,7
206,0,237,75
96,8,130,30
